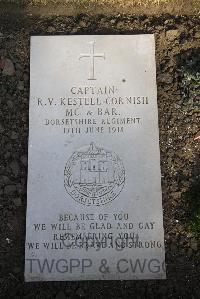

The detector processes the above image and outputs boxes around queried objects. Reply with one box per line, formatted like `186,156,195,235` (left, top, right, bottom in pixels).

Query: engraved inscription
79,41,105,80
64,142,125,206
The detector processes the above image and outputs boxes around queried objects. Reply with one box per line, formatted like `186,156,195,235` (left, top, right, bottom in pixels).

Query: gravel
0,13,199,299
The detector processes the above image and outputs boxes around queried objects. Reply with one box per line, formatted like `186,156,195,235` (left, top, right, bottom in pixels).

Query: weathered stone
11,132,18,140
47,26,55,33
79,20,87,27
194,31,200,39
1,58,15,76
173,192,182,200
166,29,179,41
160,73,173,84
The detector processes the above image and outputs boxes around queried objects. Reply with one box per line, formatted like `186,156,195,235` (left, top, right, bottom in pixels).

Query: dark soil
0,12,200,299
1,1,200,16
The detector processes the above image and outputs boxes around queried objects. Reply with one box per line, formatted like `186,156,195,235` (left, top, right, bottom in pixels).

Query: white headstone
25,35,166,281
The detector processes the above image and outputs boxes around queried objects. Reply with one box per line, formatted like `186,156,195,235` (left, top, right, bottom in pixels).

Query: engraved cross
79,41,105,80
